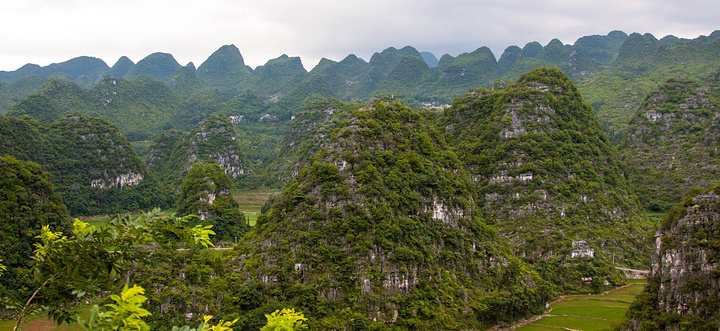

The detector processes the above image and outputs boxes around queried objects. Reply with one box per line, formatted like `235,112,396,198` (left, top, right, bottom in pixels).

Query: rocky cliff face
652,190,720,317
621,78,720,212
625,185,720,329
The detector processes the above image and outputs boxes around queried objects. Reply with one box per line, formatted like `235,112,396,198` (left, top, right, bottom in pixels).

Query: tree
9,210,214,331
78,284,238,331
0,155,71,302
261,309,308,331
177,163,248,242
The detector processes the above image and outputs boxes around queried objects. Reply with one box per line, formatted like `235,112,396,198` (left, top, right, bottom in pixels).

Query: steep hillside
242,54,308,97
620,78,720,212
433,46,498,98
168,64,202,96
578,30,720,142
236,101,553,329
264,98,352,185
106,56,135,78
442,68,651,276
307,54,368,102
9,76,181,140
0,75,49,114
85,76,180,140
146,115,248,187
0,114,166,215
624,185,720,330
8,78,90,121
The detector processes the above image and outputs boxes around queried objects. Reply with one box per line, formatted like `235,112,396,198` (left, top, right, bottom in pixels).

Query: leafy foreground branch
9,209,214,330
3,208,307,331
76,284,306,331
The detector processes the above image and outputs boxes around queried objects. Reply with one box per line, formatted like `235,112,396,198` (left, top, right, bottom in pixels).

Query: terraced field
515,280,646,331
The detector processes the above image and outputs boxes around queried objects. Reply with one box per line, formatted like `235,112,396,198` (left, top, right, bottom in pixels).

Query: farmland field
516,280,647,331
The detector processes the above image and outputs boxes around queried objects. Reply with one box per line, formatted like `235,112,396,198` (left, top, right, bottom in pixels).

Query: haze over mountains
1,28,720,329
2,29,720,141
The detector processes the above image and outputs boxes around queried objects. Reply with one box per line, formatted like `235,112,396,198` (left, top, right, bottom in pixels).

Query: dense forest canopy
1,28,720,330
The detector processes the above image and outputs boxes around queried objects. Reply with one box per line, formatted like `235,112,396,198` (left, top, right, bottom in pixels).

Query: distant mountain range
2,30,719,140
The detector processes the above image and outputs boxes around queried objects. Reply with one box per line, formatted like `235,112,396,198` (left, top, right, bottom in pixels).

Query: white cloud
0,0,717,72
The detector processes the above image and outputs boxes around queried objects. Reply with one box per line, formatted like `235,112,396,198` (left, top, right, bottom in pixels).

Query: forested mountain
578,30,720,142
0,30,713,121
0,114,168,215
620,77,720,212
176,162,249,242
141,101,554,329
441,68,652,290
2,29,720,329
147,115,248,188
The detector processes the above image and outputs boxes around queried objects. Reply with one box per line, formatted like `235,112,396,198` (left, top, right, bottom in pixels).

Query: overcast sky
1,0,718,72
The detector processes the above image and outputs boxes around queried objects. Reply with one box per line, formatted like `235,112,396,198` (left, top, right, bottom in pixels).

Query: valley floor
509,279,647,331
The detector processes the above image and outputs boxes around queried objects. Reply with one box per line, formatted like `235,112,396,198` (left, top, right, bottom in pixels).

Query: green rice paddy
516,280,647,331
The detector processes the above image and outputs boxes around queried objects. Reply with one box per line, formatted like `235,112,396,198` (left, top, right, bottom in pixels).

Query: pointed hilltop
106,56,135,78
124,52,181,81
442,67,652,282
434,46,498,94
242,100,552,328
614,32,661,71
377,55,432,95
0,113,166,215
420,51,439,68
196,44,251,91
354,46,424,97
573,30,628,66
498,45,523,75
308,54,367,99
243,54,308,96
168,63,201,96
9,79,89,121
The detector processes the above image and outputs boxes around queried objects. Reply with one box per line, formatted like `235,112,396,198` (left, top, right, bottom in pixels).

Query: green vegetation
3,210,214,330
622,183,720,330
147,115,248,190
177,163,249,243
517,281,646,331
4,34,720,327
619,77,720,212
441,67,652,289
238,101,554,329
0,113,169,215
0,156,71,303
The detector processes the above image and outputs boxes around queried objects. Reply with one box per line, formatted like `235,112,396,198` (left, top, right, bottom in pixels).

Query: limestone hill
620,78,720,212
0,114,165,215
147,115,248,188
240,101,553,329
442,68,652,280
